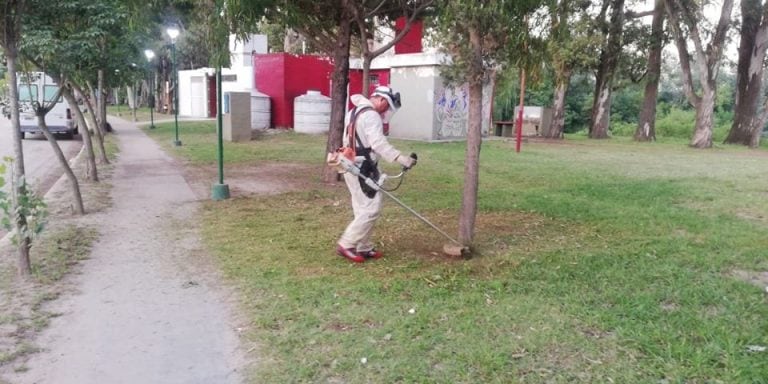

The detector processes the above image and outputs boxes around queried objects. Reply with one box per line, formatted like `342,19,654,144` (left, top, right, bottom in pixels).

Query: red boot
357,249,382,260
336,245,365,263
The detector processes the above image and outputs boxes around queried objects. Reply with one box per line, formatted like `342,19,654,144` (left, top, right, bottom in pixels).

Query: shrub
655,108,695,139
609,120,635,137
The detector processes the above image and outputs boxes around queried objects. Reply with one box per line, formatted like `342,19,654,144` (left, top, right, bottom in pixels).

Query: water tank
293,90,331,134
250,89,271,129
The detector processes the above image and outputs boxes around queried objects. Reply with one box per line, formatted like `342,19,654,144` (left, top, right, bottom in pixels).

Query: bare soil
182,162,322,200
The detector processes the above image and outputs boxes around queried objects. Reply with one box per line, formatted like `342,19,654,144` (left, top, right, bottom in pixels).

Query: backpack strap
345,106,374,151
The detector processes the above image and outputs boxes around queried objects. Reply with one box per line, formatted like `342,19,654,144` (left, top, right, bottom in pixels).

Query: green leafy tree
665,0,735,148
265,0,359,182
350,0,435,93
0,157,47,256
20,0,128,214
1,0,34,277
435,0,542,246
545,0,601,138
589,0,625,139
15,71,86,214
634,0,665,142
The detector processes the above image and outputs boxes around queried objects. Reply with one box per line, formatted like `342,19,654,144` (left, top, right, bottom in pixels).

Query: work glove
397,152,418,170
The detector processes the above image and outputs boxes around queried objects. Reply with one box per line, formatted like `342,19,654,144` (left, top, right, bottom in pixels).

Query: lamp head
166,27,180,41
144,49,155,61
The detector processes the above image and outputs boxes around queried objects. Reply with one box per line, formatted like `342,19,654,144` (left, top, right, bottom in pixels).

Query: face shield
381,109,395,124
371,86,401,123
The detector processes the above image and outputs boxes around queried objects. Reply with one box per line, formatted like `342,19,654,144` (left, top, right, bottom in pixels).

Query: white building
178,34,268,118
352,52,494,141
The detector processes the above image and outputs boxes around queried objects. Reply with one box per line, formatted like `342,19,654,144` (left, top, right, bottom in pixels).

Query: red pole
515,68,526,153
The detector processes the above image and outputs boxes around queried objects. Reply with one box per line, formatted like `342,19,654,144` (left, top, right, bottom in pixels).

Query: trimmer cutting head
443,243,471,258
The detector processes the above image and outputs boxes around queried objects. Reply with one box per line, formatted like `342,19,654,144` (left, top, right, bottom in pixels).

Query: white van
16,72,78,139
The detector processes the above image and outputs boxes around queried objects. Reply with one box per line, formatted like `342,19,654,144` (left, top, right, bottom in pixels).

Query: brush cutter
336,154,470,257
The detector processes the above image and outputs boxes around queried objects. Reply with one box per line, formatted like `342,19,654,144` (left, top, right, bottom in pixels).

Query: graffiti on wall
435,85,469,138
434,81,494,139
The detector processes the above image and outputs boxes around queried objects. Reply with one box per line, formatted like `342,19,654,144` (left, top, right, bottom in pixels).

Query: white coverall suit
337,95,405,253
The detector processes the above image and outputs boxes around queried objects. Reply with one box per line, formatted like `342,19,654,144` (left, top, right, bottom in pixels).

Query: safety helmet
371,86,401,113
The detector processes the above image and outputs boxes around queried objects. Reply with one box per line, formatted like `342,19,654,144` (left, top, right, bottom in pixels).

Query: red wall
394,18,423,54
207,74,216,118
347,69,390,108
253,53,334,128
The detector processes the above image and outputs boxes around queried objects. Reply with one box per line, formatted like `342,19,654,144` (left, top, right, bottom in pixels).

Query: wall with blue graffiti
434,81,493,140
387,54,493,141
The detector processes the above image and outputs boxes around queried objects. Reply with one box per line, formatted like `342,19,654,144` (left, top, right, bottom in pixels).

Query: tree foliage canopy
433,0,543,86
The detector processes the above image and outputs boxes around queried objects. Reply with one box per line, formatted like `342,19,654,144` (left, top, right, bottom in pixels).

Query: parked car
16,72,78,139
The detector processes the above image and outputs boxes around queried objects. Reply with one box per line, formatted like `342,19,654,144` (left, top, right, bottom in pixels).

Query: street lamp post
211,66,230,201
167,26,181,146
144,49,156,129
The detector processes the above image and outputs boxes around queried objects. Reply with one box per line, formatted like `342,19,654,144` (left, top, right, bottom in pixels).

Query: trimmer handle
402,152,418,172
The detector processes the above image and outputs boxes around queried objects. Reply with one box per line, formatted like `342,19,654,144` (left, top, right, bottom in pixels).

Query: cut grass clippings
152,121,768,382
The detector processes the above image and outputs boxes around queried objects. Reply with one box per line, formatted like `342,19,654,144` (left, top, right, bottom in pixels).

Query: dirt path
5,119,246,383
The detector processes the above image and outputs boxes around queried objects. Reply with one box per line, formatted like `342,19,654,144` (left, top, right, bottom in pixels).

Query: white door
190,76,205,117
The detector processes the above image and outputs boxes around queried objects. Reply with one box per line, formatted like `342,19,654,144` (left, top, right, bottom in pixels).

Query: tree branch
368,0,434,58
665,0,701,108
706,0,734,74
625,9,655,19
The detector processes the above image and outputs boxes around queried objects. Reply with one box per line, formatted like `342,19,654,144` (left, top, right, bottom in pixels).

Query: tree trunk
666,0,733,147
546,0,571,139
72,82,109,164
590,0,624,139
81,108,99,182
362,55,372,96
67,82,100,181
98,69,108,136
35,114,85,214
5,47,32,277
458,27,484,246
547,66,570,139
724,0,767,147
323,0,353,183
127,83,138,122
64,85,101,174
162,56,171,114
635,0,665,142
690,86,716,148
58,80,99,182
590,81,613,139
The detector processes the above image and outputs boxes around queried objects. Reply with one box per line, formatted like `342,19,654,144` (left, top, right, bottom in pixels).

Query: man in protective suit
336,86,416,263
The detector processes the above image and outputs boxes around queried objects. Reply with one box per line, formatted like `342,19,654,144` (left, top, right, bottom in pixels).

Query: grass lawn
106,105,170,124
147,121,768,383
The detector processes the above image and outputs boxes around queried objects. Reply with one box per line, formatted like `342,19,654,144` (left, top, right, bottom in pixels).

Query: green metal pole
211,65,230,200
172,42,181,146
217,67,224,184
